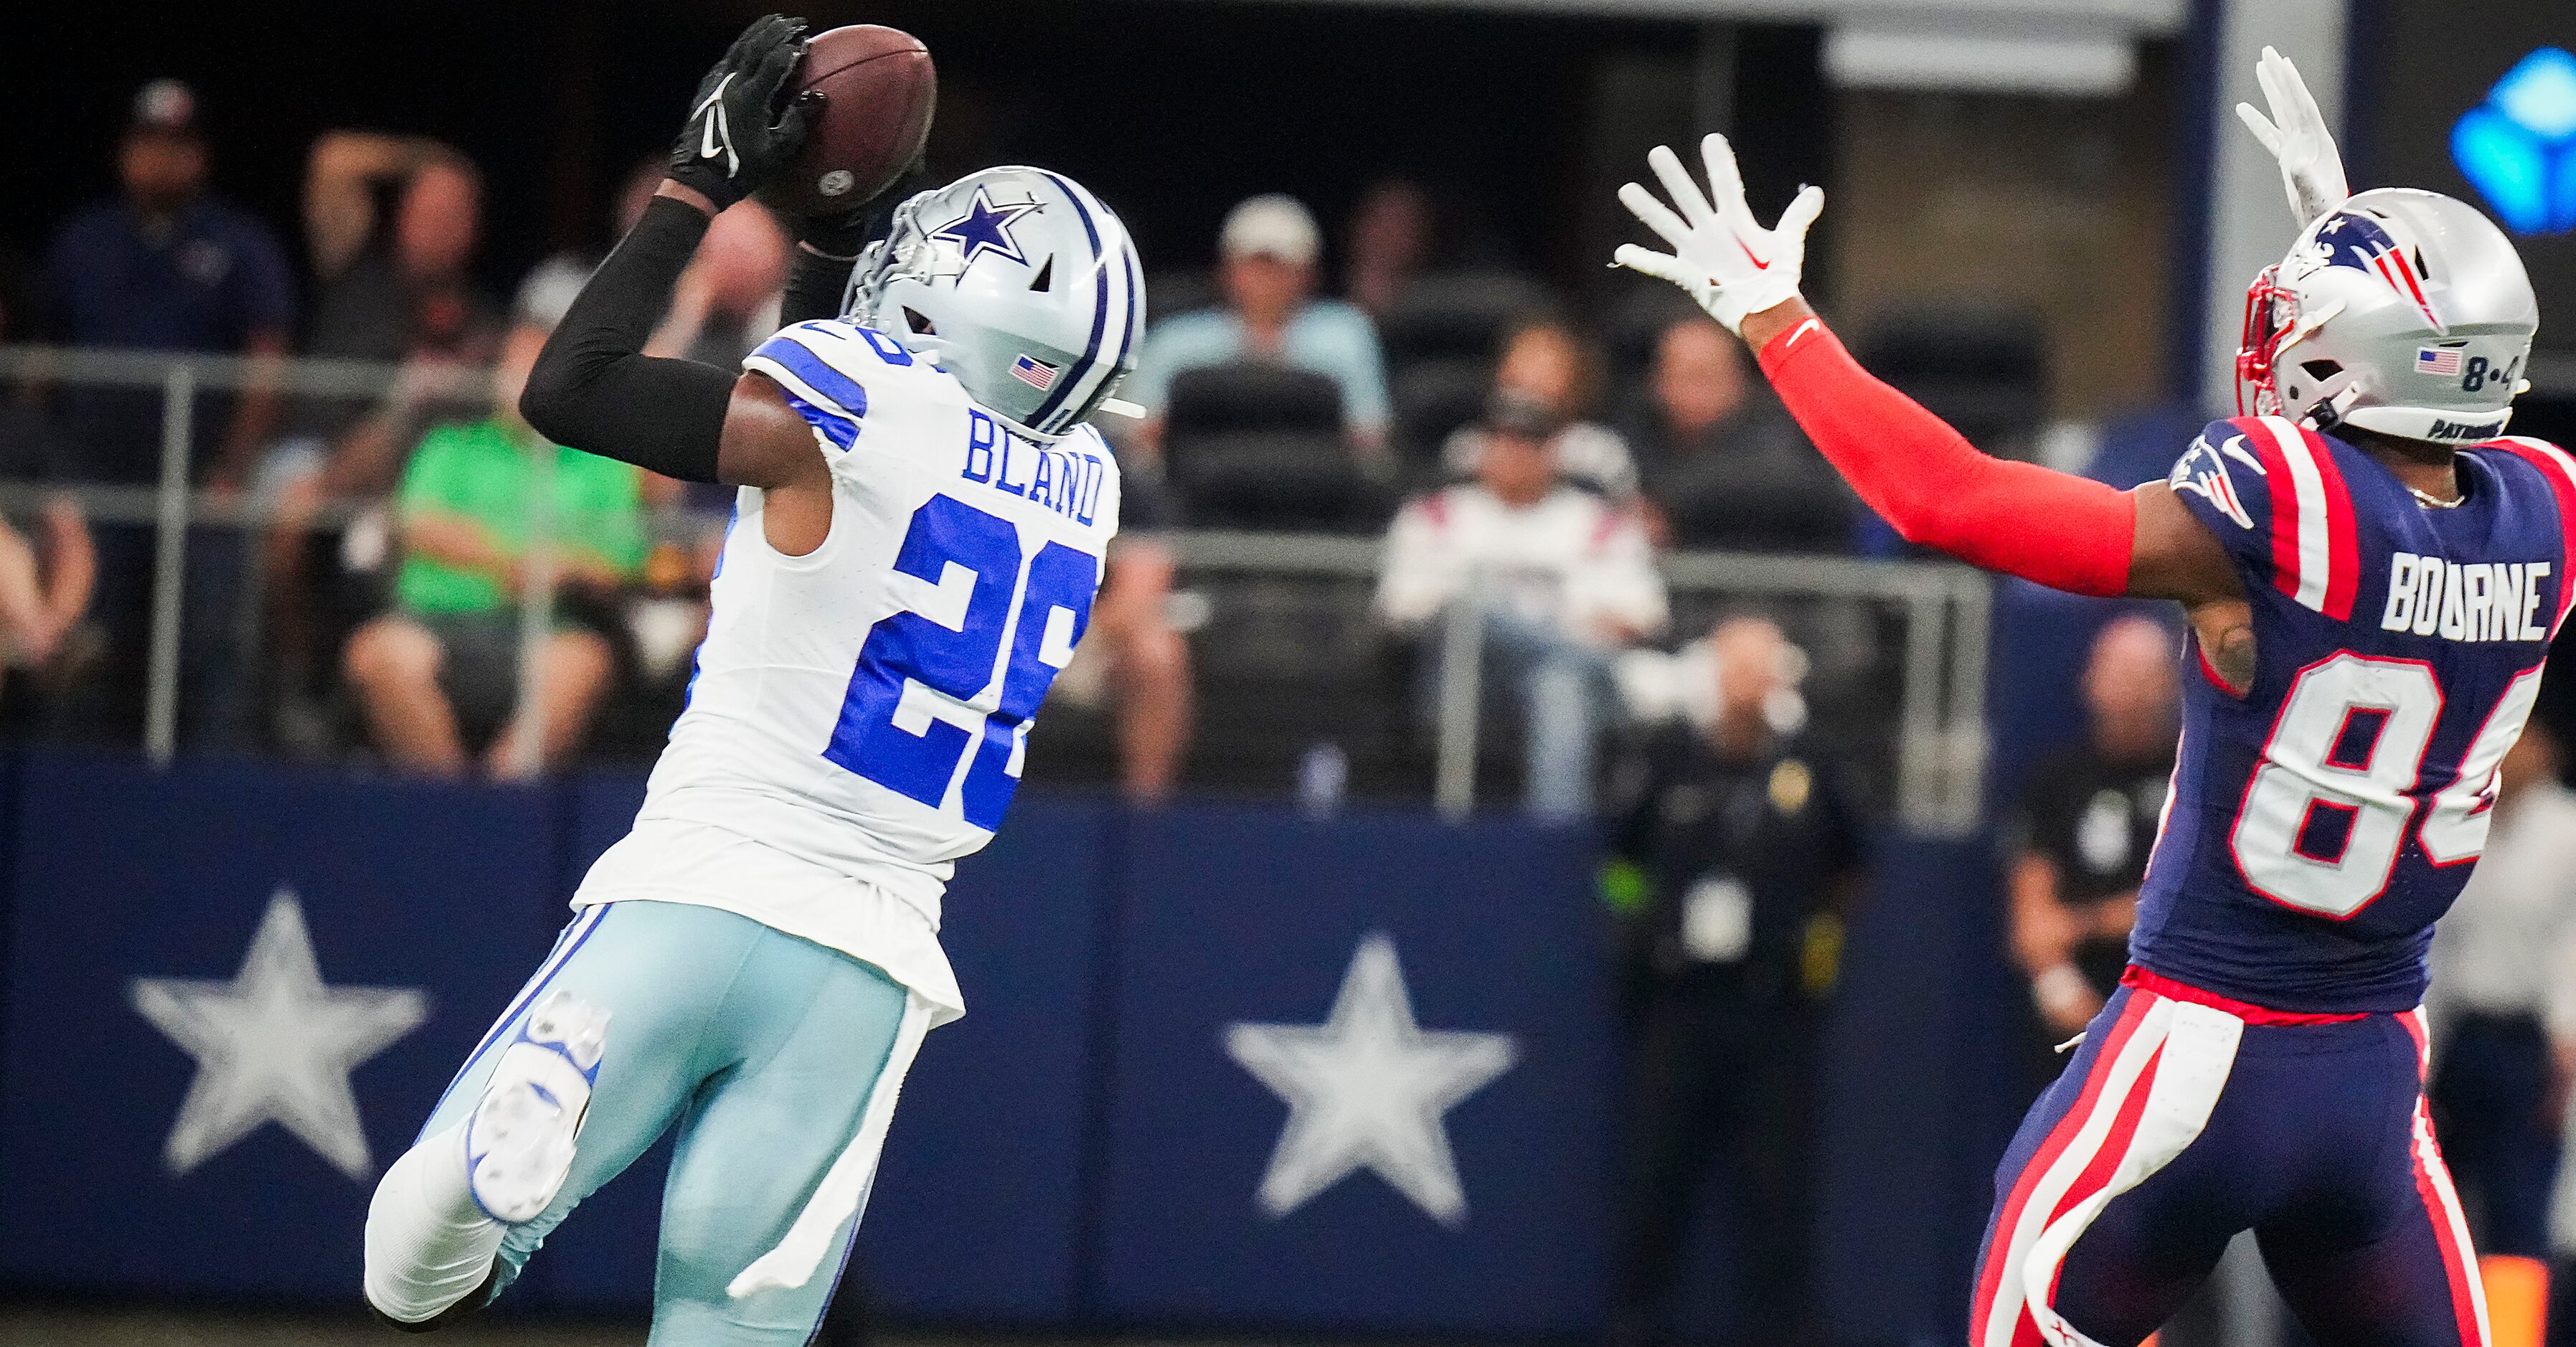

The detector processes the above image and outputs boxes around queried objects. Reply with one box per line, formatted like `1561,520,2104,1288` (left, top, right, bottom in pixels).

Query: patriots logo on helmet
930,188,1042,269
2171,435,2257,531
2303,212,2447,333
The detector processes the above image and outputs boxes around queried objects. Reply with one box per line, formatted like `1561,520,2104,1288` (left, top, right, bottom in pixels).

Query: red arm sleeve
1755,317,2135,597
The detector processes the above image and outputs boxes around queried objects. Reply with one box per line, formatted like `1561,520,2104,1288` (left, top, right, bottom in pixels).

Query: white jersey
575,319,1121,1017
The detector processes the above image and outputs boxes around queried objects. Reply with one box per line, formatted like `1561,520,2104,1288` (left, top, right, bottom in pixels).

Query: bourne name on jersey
575,320,1121,1018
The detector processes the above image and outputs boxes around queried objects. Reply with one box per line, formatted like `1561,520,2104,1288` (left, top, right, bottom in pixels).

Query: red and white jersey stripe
2491,435,2576,636
2240,415,2360,621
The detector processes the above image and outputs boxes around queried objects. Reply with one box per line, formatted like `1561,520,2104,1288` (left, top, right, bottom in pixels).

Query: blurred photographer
1603,615,1865,1346
2429,719,2576,1340
2003,615,2178,1084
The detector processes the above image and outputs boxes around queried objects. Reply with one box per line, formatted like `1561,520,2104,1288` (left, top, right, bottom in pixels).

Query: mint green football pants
417,899,911,1344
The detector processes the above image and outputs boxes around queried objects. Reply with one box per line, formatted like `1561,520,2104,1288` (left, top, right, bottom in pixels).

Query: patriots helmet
846,166,1144,441
2237,187,2538,445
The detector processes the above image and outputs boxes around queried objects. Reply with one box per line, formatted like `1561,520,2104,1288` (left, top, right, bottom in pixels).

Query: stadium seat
1852,306,2050,458
1389,359,1492,473
1161,364,1377,530
1374,270,1558,374
1599,279,1706,392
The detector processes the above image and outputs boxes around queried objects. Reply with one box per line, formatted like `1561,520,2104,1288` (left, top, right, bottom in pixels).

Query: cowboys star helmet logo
930,188,1042,269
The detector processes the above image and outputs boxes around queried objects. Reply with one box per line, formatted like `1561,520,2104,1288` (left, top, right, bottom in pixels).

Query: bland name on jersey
962,409,1109,525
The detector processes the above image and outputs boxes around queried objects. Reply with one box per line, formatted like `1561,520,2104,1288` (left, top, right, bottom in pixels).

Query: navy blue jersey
2135,415,2576,1013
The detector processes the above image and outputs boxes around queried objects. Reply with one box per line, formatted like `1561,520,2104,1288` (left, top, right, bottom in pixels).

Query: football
765,24,936,218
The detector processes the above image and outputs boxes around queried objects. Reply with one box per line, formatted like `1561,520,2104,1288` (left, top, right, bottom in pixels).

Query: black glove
667,14,816,212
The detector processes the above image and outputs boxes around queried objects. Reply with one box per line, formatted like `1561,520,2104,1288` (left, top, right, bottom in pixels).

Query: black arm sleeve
519,195,735,483
779,245,857,327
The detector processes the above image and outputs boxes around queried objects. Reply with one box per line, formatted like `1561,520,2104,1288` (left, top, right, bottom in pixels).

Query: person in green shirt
344,318,645,778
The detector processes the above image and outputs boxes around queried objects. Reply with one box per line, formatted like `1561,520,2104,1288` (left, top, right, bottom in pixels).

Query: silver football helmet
2239,187,2539,445
845,166,1143,441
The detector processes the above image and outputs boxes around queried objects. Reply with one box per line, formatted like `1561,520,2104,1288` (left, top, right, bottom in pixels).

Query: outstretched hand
2234,45,2349,227
667,14,818,213
1612,133,1822,337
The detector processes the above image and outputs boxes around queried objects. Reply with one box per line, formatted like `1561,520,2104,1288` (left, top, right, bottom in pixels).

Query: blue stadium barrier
1090,803,1614,1336
0,751,565,1300
0,750,2013,1343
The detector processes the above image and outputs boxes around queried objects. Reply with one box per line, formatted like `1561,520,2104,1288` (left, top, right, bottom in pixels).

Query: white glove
1613,134,1824,336
2235,45,2350,228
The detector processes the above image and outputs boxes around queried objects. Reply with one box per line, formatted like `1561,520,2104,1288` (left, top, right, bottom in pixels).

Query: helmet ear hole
2301,359,2344,380
1029,257,1054,292
904,307,938,336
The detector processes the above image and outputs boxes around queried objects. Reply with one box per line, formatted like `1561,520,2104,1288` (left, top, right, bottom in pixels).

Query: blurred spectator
342,316,643,780
1603,615,1864,1347
2003,615,2176,1082
1343,178,1433,321
0,498,98,700
273,133,498,497
0,262,98,716
1376,392,1664,817
511,156,669,334
1131,194,1392,453
1442,318,1639,498
648,199,789,368
263,136,500,738
1050,448,1194,803
2429,719,2576,1343
1616,316,1851,552
38,80,295,487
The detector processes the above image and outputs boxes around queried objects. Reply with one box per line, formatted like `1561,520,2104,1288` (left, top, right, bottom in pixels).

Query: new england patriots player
1618,49,2556,1347
359,18,1138,1342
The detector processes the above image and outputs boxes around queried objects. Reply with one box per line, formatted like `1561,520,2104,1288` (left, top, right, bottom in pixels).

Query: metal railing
0,344,1993,831
1169,529,1991,833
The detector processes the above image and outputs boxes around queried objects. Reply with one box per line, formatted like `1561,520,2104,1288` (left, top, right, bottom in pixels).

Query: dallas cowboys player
1618,49,2560,1347
359,18,1139,1342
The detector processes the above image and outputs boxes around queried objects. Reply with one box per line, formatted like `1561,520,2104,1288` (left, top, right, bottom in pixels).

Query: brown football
764,24,936,218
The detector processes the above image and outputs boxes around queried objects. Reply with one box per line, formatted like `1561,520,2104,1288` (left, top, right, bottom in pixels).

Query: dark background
2356,0,2576,357
0,0,1829,308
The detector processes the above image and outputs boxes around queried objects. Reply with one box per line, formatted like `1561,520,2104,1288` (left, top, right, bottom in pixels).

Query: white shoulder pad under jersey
633,318,1122,907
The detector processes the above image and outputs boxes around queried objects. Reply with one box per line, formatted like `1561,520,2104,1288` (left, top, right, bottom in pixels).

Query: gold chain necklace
2409,485,2464,509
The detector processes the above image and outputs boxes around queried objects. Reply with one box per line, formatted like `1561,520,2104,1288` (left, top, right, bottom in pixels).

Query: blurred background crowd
4,1,2576,1343
0,70,1891,798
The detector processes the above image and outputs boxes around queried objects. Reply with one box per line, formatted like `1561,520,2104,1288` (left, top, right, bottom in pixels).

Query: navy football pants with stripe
1973,979,2489,1347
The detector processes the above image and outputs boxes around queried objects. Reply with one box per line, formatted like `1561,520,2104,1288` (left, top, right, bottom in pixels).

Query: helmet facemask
845,189,958,363
2236,263,2296,420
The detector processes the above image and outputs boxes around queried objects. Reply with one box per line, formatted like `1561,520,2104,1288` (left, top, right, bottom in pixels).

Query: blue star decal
930,188,1042,268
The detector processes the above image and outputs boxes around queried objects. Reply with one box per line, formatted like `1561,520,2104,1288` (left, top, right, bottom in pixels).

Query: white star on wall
131,889,430,1181
1225,932,1518,1227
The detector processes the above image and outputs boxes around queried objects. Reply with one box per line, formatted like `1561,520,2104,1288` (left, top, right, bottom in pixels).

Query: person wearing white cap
1128,193,1391,450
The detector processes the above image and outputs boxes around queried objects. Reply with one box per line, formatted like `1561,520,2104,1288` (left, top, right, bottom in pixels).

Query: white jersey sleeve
613,318,1122,922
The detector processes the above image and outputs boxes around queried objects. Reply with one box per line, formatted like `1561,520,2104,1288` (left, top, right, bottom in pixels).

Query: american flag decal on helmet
1011,354,1060,390
2416,346,2465,377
